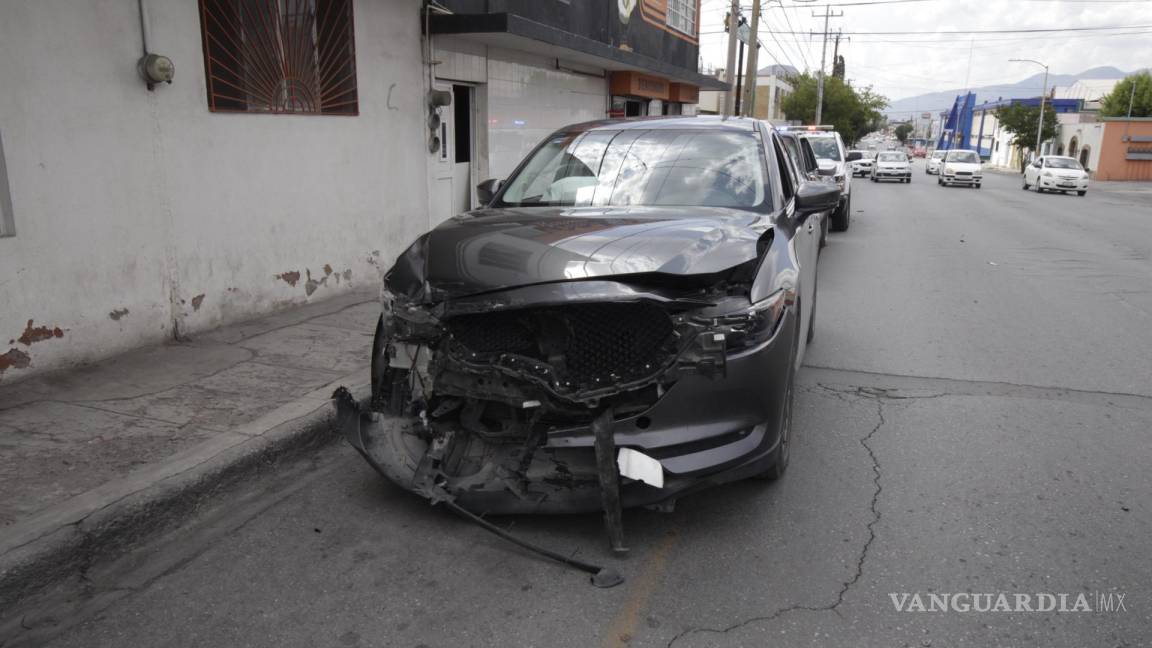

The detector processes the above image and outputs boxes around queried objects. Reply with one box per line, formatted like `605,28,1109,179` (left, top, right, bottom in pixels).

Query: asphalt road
24,165,1152,648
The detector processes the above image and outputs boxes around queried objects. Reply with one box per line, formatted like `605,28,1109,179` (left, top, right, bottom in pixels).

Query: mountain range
882,66,1130,117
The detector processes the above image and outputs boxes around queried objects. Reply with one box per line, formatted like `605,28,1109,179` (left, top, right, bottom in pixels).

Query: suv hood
387,206,770,300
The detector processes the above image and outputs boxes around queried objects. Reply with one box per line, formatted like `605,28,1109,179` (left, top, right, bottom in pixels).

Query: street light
1009,58,1049,161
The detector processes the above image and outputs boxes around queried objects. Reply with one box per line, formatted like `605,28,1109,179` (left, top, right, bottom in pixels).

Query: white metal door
429,85,454,227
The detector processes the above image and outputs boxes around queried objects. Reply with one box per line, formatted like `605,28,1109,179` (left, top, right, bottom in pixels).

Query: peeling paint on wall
276,271,301,287
17,320,64,346
0,348,32,374
304,269,325,297
342,269,352,281
323,264,333,276
191,294,206,311
109,308,130,321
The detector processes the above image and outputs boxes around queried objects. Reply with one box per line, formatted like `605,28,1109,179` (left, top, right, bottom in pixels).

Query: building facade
697,64,795,122
968,97,1081,170
0,0,718,383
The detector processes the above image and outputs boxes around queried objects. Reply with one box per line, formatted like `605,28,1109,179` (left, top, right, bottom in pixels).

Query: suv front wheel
830,194,851,231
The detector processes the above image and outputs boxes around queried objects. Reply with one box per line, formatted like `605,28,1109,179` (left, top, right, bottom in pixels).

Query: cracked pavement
16,169,1152,647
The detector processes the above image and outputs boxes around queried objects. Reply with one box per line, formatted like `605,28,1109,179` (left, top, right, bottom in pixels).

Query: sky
696,0,1152,115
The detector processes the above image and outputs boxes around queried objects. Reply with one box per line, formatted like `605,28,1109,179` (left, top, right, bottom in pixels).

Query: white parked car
848,150,874,177
925,150,945,175
938,149,983,188
1022,155,1089,196
871,151,912,183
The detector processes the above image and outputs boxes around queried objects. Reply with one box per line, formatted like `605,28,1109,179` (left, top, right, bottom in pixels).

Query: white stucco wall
0,0,427,383
485,47,608,180
1056,120,1105,174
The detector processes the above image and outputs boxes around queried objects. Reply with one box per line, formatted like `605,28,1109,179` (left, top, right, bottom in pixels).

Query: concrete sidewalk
0,291,378,612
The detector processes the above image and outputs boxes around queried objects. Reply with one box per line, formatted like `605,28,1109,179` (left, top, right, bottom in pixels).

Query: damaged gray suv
335,117,838,525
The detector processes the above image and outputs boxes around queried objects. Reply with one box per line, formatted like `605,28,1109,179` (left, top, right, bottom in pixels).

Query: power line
750,23,1152,35
760,27,1152,45
774,3,810,71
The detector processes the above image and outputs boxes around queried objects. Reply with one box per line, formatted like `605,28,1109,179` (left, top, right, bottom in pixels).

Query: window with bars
665,0,696,36
198,0,358,115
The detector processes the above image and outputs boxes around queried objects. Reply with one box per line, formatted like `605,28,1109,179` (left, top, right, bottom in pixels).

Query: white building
697,64,794,121
1054,79,1122,112
0,0,720,383
0,0,429,382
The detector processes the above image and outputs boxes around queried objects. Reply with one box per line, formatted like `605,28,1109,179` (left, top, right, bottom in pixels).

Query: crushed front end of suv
334,117,838,525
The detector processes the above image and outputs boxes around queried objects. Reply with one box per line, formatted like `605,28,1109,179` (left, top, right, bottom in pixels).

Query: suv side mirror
795,181,841,215
845,151,863,162
476,178,502,204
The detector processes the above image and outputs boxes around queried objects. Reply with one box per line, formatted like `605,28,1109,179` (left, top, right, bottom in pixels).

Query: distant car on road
847,149,874,177
938,149,983,188
925,150,945,175
871,151,912,183
1022,155,1090,196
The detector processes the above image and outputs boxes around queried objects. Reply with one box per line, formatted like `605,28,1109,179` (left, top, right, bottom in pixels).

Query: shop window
0,130,13,238
666,0,697,35
198,0,358,115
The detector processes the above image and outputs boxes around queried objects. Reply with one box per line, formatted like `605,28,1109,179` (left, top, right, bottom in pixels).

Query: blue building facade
969,97,1082,159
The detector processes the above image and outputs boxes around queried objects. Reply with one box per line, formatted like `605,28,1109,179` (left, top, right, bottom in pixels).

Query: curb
0,371,370,619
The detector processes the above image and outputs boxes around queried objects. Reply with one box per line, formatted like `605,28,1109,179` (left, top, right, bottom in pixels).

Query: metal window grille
198,0,358,115
665,0,696,35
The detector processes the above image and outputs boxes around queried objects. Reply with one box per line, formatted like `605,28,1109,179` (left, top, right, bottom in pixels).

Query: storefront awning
428,13,728,92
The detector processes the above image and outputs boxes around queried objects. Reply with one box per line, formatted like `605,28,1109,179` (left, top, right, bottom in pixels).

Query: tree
894,123,913,144
995,102,1058,169
1100,71,1152,117
781,73,888,145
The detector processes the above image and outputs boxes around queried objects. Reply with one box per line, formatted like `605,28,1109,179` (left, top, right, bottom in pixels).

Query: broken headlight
707,290,791,352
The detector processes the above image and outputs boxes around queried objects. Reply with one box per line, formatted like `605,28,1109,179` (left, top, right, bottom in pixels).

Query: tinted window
772,134,797,201
781,137,802,166
499,130,770,209
806,138,842,161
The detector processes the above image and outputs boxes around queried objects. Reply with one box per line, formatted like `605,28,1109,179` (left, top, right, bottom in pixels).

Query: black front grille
446,302,675,387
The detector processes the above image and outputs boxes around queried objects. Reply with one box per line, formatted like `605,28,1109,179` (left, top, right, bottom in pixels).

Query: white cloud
698,0,1152,106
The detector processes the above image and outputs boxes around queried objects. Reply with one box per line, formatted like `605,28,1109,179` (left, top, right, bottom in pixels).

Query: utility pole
1010,58,1048,160
831,29,848,79
723,0,739,116
811,5,842,125
1036,67,1049,157
742,0,762,118
1124,76,1137,142
734,32,746,116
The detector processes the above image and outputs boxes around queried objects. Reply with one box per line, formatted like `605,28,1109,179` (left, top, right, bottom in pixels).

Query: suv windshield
1045,157,1083,169
878,153,906,162
805,137,842,161
946,151,979,164
497,129,769,209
